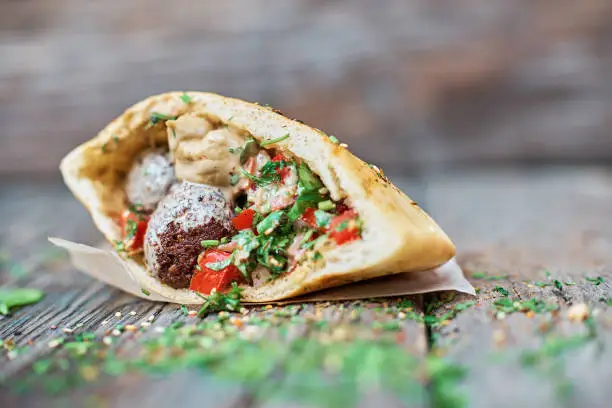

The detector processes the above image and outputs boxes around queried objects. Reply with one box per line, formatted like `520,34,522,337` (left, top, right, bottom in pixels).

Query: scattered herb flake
260,134,290,147
180,92,192,104
585,276,604,286
0,288,44,315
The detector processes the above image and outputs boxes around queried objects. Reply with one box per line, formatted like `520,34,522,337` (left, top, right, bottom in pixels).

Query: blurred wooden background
2,0,612,178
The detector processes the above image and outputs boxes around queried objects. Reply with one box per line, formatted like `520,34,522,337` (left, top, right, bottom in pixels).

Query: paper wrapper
49,237,475,304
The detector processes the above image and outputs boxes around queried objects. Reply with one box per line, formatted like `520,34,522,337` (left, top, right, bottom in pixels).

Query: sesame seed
62,327,74,334
140,322,152,327
100,320,108,326
125,325,137,332
48,339,63,348
115,312,122,318
339,143,348,148
111,329,122,336
154,327,166,333
102,336,113,346
147,315,155,322
76,323,83,328
129,311,137,316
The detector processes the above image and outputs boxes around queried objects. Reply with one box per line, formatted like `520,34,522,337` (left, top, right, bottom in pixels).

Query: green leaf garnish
201,240,220,248
257,211,285,235
180,92,192,104
197,282,243,317
0,288,44,315
260,134,289,147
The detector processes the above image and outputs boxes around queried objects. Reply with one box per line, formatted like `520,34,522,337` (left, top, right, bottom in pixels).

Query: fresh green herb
259,160,288,183
318,200,335,211
312,252,323,261
492,297,558,314
300,229,315,245
147,112,176,128
125,219,138,241
288,191,326,221
470,272,508,281
257,211,285,235
314,210,332,228
113,240,126,253
101,143,107,153
206,253,235,271
553,280,563,290
141,288,150,296
534,281,551,288
201,240,220,248
113,135,119,144
585,276,604,285
260,134,290,147
180,305,188,315
0,288,44,315
335,220,349,232
197,282,243,317
600,297,612,306
297,163,323,192
564,280,576,286
240,169,270,186
180,92,192,104
329,135,340,144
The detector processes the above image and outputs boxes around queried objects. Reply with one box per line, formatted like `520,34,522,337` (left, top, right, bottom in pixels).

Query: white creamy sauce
166,113,244,201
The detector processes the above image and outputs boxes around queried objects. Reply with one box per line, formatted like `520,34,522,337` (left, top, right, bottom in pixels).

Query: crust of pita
60,91,455,302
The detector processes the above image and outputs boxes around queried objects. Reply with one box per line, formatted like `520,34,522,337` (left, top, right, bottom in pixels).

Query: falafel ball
144,181,235,289
126,150,175,211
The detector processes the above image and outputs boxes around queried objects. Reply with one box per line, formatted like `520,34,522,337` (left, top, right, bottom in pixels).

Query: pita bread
59,92,455,302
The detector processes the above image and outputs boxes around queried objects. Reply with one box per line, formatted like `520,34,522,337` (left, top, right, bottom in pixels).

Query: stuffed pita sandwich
59,92,455,302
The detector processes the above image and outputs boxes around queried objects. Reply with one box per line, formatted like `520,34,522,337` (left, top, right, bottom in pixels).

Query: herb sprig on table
0,288,44,315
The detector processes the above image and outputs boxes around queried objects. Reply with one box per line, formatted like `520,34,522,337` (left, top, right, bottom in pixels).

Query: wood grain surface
2,1,612,177
1,167,611,407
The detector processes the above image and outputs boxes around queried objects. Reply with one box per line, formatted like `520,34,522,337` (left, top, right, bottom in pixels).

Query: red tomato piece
271,154,291,182
232,208,255,230
328,209,361,245
190,250,243,295
120,210,149,251
301,207,318,229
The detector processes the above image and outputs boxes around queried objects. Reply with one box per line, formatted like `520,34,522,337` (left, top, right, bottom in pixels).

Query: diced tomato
119,210,149,251
232,208,255,230
271,153,291,182
301,207,318,229
271,153,288,162
190,250,243,295
328,209,361,245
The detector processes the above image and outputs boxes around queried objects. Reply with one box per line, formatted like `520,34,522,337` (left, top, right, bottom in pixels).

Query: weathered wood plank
0,179,429,407
422,166,612,408
3,1,612,176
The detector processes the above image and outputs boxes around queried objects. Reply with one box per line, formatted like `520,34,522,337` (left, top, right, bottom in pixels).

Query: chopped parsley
206,253,235,271
553,280,563,290
314,210,332,228
585,276,604,285
329,135,340,144
260,133,290,147
318,200,335,211
147,112,176,128
196,282,243,317
140,288,150,296
256,211,284,235
470,272,508,281
201,240,220,248
179,92,192,104
494,286,510,297
0,288,45,315
125,219,138,241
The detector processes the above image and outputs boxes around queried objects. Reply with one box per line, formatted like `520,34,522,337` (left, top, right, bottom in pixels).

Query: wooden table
1,166,611,408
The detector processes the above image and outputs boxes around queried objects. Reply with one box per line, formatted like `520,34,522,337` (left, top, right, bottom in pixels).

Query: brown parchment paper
49,237,475,304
